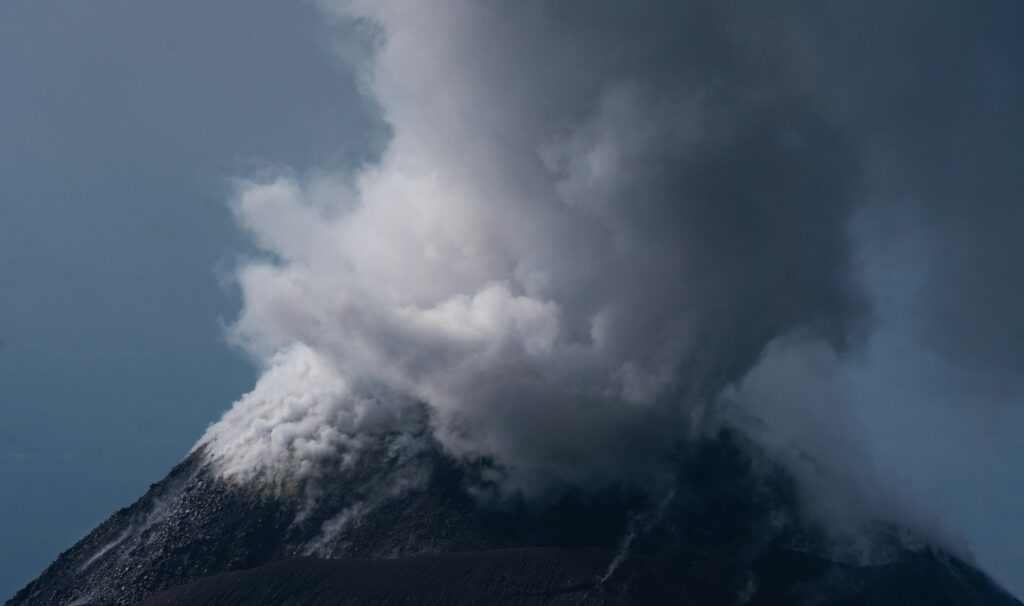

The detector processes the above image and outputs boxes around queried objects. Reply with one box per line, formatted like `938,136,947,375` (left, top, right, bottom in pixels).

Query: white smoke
199,0,866,495
201,343,422,483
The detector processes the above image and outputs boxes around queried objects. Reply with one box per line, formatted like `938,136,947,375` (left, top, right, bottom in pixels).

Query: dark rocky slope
135,548,1018,606
137,549,677,606
7,430,1020,605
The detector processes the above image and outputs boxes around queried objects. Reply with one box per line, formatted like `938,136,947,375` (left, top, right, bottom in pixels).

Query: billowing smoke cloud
183,0,1024,593
200,0,870,494
198,0,1024,527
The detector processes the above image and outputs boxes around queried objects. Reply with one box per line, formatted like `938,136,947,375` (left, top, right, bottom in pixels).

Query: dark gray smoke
824,1,1024,387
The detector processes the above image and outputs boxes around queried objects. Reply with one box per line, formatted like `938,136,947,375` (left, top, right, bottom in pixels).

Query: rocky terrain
7,429,1020,605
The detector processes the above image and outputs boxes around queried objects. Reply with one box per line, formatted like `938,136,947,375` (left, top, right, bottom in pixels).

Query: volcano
7,428,1019,605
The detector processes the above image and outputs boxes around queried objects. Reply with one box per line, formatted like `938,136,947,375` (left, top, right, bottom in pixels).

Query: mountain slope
136,549,679,606
7,430,1020,605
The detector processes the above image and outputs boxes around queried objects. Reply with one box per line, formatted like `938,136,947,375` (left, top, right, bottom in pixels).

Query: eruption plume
201,0,867,495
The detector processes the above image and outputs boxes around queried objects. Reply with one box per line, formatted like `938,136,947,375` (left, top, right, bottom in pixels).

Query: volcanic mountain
7,425,1019,606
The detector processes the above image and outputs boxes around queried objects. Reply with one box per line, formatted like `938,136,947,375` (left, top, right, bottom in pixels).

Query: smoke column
198,0,871,496
196,11,1024,586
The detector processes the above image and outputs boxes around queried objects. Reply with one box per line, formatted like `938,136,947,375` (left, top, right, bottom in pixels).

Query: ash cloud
200,0,869,494
199,4,1024,572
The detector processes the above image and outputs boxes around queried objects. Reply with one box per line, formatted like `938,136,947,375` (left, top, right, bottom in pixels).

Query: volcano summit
8,0,1024,603
9,427,1020,605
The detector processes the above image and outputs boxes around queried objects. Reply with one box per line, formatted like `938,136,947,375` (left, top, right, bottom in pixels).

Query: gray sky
0,0,380,596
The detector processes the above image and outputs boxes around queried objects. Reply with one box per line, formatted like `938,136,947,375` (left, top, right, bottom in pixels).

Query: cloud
199,0,871,495
185,0,1024,594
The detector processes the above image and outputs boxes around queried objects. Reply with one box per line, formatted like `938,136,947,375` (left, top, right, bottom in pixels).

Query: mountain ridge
8,429,1020,605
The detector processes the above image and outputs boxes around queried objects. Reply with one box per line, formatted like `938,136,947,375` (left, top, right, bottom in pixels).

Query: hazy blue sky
0,0,380,595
